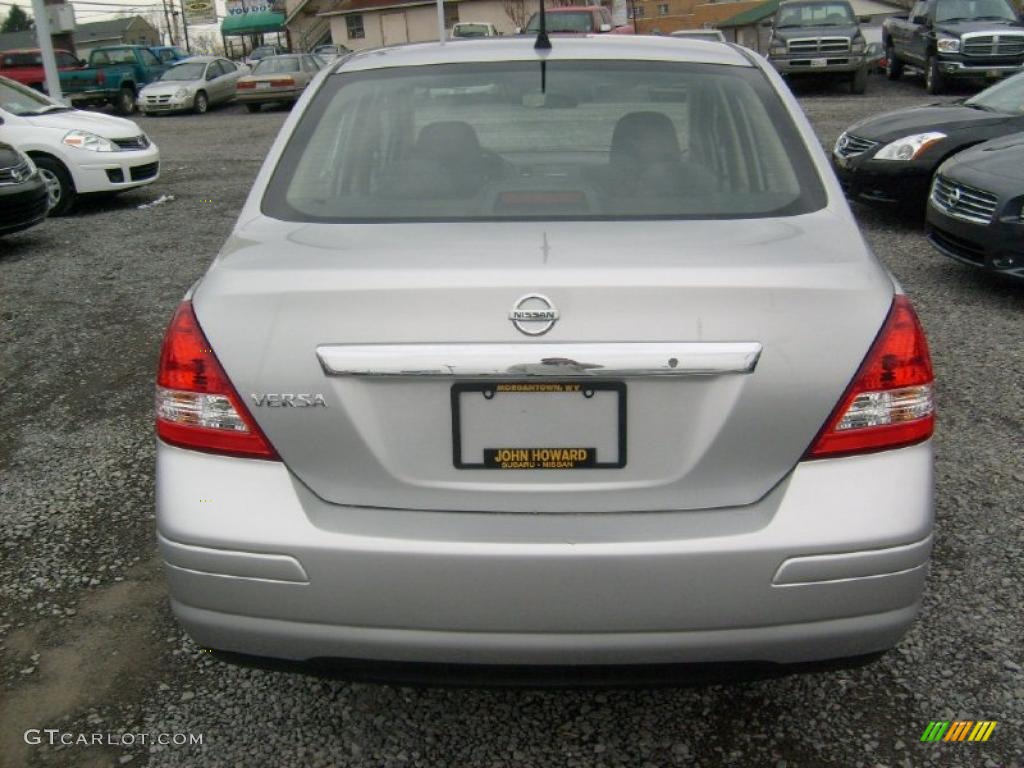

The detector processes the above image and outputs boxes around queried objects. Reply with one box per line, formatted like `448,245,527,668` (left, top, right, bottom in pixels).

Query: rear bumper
235,88,303,104
157,440,933,666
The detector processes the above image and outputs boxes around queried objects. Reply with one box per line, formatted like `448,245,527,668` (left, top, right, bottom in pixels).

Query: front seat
604,110,712,197
413,121,504,198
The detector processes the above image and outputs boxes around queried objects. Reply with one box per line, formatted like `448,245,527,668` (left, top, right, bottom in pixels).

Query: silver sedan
155,38,935,679
234,54,323,112
137,56,244,115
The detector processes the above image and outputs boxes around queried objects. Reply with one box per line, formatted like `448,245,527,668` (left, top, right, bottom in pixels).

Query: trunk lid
193,214,893,512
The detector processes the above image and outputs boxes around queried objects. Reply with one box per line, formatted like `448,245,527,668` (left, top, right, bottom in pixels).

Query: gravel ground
1,75,1022,768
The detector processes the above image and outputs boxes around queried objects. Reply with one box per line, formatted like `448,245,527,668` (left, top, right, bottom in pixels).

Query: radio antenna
535,0,551,50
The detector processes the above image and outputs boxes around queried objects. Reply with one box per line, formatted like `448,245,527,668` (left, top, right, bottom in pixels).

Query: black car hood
847,103,1014,141
945,132,1024,181
934,19,1024,37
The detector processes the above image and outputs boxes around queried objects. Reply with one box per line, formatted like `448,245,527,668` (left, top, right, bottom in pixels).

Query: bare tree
503,0,530,30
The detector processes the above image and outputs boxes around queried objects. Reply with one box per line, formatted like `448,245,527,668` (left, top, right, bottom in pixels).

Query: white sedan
0,75,160,215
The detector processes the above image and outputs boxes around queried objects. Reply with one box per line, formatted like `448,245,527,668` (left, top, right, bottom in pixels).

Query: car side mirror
599,23,612,32
858,15,871,23
761,18,773,27
79,58,87,66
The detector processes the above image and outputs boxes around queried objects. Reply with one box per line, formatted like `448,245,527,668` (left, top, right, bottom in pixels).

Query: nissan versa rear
155,37,935,674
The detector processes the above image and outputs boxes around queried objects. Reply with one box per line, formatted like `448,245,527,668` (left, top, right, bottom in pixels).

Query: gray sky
0,0,228,26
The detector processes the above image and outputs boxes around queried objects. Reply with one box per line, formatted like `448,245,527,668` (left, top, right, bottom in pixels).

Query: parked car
766,0,871,94
0,48,82,92
451,22,500,39
59,45,168,115
0,75,160,215
235,54,323,113
0,140,48,235
151,45,192,65
669,29,726,42
137,56,244,115
833,70,1024,214
522,6,617,34
245,45,287,68
926,132,1024,279
865,42,886,73
156,37,935,678
312,44,352,60
883,0,1024,94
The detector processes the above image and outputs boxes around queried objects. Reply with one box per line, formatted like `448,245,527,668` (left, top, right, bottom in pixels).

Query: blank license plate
810,58,829,67
452,381,626,470
256,82,272,89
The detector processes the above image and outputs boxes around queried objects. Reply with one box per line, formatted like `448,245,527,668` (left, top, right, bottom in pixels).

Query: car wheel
116,86,136,115
850,67,868,95
193,90,209,115
246,103,261,113
885,44,903,80
33,155,76,216
925,56,945,94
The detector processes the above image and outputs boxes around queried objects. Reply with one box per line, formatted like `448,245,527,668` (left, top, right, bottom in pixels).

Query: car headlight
769,39,786,54
174,87,189,100
852,35,865,53
62,130,115,152
874,132,947,161
937,36,961,53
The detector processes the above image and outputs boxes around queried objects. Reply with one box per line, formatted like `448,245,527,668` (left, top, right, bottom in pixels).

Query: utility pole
178,0,191,52
436,0,445,42
161,0,176,45
29,0,64,101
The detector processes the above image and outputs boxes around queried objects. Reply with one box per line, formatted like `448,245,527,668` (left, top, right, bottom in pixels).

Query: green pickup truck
59,45,168,114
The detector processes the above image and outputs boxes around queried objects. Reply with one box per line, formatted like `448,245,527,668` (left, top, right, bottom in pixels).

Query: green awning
717,0,780,29
221,11,286,35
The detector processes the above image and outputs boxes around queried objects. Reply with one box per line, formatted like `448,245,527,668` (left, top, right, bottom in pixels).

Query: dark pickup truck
59,45,167,114
883,0,1024,93
767,0,871,94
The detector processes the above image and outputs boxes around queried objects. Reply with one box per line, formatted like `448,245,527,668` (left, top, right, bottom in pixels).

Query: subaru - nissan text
155,36,936,679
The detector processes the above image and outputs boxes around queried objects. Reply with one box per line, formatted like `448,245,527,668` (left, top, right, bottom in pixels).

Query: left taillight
155,300,279,460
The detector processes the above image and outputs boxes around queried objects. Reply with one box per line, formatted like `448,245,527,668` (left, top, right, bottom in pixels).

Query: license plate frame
451,381,627,470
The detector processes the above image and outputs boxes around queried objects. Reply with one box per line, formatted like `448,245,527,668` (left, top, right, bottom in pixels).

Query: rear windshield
525,12,595,32
454,24,492,37
255,57,300,74
263,60,826,222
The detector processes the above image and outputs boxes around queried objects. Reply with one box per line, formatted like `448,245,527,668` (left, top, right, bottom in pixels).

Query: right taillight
806,295,934,459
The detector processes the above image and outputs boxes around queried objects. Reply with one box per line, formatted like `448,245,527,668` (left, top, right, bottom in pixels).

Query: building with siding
319,0,518,50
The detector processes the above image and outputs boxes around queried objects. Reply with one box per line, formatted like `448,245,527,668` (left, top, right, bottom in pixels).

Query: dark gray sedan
927,132,1024,280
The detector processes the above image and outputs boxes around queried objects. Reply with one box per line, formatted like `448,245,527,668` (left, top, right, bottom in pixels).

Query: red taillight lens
237,81,255,89
155,301,278,460
270,77,295,86
806,295,934,459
